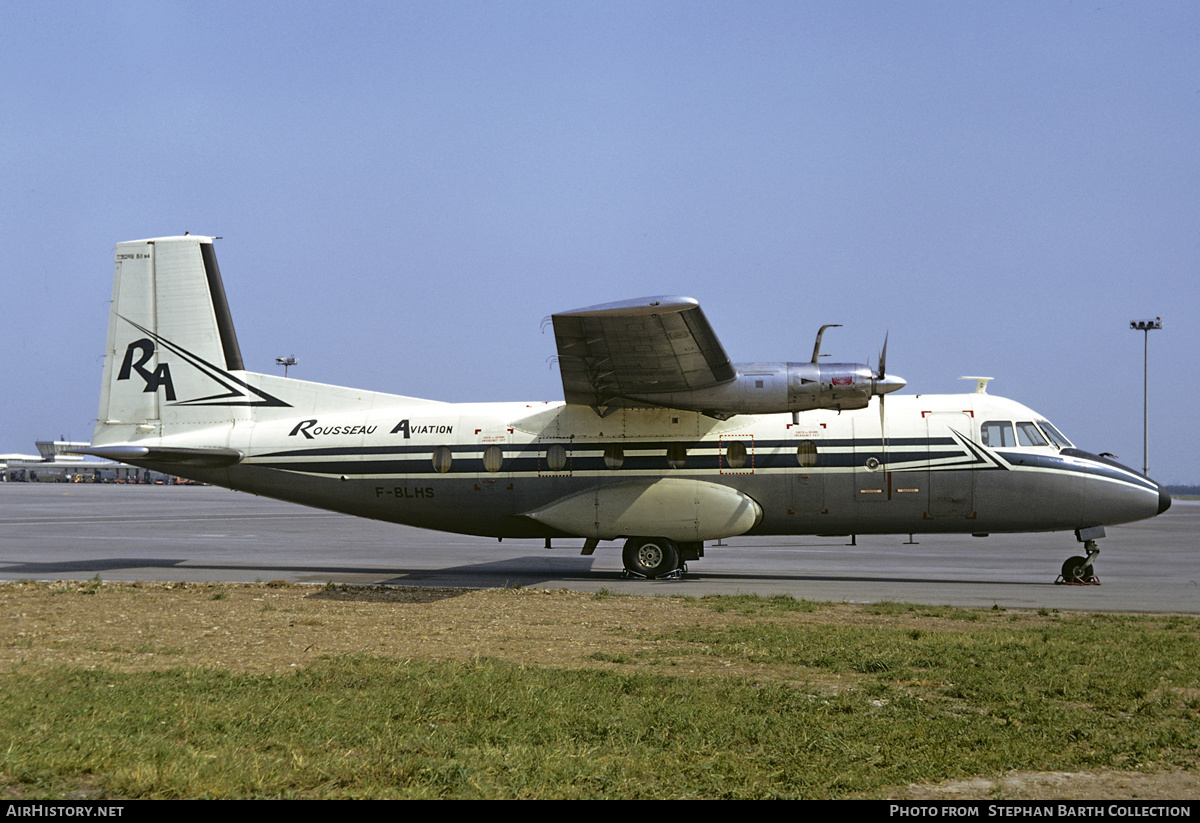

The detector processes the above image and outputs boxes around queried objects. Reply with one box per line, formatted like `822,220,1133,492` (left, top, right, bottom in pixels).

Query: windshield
1037,420,1073,449
980,419,1073,449
1016,422,1048,447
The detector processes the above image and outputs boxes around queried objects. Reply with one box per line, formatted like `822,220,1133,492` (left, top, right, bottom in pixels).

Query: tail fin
93,235,441,450
94,236,286,445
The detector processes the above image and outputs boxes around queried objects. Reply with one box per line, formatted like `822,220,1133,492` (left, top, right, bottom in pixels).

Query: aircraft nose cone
875,374,906,395
1158,483,1172,515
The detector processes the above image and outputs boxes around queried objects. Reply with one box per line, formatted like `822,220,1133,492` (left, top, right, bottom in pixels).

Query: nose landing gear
1058,527,1104,585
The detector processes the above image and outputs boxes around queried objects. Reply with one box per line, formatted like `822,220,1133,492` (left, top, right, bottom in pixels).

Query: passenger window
603,444,624,470
796,440,818,467
432,446,453,473
725,440,748,470
1016,422,1048,447
981,421,1014,447
667,443,688,469
545,444,567,471
483,445,504,473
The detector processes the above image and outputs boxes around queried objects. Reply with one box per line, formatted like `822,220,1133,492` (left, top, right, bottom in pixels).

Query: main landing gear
621,537,703,580
1058,528,1104,585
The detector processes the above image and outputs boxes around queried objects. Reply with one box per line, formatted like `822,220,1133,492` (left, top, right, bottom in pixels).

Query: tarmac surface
2,483,1197,613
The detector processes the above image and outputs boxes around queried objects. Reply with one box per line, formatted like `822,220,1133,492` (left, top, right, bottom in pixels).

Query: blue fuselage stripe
246,438,1151,493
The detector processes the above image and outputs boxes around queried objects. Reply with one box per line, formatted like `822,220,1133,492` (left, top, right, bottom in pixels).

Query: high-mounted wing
551,296,906,419
551,296,736,413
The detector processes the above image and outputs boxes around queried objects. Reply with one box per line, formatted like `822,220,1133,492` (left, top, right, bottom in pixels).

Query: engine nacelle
622,361,904,417
789,362,878,412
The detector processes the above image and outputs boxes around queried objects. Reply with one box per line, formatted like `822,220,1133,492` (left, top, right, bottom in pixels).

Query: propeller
877,335,888,449
871,333,905,400
872,334,906,453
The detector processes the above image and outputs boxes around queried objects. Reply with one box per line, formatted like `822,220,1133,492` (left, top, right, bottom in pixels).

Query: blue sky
3,1,1197,483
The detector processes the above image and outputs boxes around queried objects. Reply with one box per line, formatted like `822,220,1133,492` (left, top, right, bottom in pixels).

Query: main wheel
622,537,680,579
1061,555,1090,582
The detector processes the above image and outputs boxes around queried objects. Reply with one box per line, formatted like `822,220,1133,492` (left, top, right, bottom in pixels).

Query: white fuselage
150,387,1165,542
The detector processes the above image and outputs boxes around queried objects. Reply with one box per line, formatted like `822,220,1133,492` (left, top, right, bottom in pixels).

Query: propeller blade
872,333,906,397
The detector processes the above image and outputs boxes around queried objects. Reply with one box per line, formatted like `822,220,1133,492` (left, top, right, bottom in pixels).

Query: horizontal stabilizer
74,445,244,467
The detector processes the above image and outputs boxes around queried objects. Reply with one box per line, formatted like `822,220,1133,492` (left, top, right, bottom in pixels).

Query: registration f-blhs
81,235,1171,581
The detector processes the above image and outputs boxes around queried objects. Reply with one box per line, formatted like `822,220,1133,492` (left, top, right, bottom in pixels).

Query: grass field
1,586,1198,799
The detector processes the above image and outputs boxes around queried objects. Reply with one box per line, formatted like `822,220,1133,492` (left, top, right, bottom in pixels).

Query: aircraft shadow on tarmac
0,555,1046,588
0,556,600,586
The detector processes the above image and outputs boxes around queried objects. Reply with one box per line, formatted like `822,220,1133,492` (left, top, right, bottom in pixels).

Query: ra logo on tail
118,338,176,400
114,319,291,408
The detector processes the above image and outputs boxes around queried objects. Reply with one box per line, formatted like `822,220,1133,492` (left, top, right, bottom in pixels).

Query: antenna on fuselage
960,376,994,395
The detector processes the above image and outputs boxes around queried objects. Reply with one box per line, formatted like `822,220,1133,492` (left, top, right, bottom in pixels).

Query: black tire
1062,555,1089,582
622,537,680,579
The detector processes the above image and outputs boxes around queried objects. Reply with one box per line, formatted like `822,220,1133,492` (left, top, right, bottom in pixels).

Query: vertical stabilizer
95,236,268,445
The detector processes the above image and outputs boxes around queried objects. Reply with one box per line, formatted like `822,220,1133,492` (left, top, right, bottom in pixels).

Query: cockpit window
1016,422,1048,447
1037,420,1073,449
983,419,1071,449
981,421,1014,447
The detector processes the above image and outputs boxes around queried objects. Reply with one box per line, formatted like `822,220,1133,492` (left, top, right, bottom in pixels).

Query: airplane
79,235,1171,582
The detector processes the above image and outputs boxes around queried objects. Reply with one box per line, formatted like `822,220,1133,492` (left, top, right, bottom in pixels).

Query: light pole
275,355,298,377
1129,318,1162,476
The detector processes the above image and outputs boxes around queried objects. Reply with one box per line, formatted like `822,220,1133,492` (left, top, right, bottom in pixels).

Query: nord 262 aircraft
81,235,1171,581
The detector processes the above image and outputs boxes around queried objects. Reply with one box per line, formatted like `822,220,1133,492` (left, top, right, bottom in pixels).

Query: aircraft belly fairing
86,236,1170,580
523,477,763,542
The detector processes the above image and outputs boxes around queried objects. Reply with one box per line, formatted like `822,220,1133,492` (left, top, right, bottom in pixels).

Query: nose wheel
1058,540,1101,585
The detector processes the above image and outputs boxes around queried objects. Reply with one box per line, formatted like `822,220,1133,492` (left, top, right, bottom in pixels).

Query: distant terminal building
1,441,170,483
